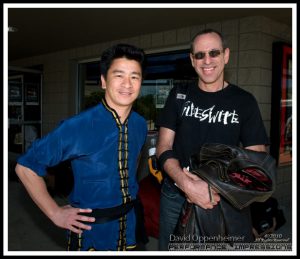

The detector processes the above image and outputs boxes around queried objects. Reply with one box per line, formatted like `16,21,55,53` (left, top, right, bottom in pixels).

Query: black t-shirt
156,82,269,167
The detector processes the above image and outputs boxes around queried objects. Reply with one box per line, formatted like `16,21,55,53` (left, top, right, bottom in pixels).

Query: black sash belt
79,200,136,224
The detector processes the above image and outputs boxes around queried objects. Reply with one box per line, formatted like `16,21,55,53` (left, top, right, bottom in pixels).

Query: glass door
8,75,24,153
8,69,42,154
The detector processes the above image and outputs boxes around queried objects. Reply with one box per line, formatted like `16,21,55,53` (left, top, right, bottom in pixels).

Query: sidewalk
7,179,292,252
7,180,67,251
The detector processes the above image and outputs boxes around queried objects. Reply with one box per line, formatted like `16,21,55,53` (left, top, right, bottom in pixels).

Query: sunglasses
193,49,224,60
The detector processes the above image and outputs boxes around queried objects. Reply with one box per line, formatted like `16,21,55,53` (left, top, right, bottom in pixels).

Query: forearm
245,144,266,152
161,155,218,208
156,127,191,193
156,127,219,208
15,163,60,223
161,157,190,192
16,163,95,233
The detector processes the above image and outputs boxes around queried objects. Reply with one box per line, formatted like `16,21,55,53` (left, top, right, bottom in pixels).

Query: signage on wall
270,42,292,166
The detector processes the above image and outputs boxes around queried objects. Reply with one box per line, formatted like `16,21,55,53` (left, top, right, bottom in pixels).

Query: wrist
158,150,177,170
175,170,193,193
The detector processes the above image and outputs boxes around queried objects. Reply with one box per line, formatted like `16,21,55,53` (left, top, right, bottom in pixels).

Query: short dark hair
190,29,227,53
100,43,146,78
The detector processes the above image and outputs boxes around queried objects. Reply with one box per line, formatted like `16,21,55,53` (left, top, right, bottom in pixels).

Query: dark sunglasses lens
194,52,205,59
209,50,221,57
194,50,222,59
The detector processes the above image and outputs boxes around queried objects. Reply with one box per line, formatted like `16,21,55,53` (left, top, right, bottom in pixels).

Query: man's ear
224,48,230,65
101,75,106,89
190,53,195,68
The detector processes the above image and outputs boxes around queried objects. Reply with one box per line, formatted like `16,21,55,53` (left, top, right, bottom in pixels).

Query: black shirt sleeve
240,93,269,147
155,86,181,131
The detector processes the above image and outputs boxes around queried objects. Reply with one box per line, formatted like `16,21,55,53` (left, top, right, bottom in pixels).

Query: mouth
201,66,215,75
119,91,133,96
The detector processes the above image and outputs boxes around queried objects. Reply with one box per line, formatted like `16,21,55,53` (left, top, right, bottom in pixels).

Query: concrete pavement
6,179,292,253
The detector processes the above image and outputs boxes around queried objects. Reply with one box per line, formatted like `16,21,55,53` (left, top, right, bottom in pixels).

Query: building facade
8,15,293,216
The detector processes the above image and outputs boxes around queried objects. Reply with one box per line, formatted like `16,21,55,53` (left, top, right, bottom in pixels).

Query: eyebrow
111,69,141,76
194,48,222,53
111,69,124,74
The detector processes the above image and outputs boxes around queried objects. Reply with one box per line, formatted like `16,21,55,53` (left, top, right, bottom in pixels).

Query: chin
118,98,135,107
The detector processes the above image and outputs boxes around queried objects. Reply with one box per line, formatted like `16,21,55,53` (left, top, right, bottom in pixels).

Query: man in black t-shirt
156,29,269,250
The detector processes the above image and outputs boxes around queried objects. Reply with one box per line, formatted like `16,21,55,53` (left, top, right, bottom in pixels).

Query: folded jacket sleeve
17,119,82,177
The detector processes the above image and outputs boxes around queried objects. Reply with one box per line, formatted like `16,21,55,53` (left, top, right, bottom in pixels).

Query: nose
203,53,212,64
122,76,133,88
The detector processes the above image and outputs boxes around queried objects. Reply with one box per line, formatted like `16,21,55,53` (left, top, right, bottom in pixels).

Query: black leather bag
173,143,277,246
174,197,255,245
189,143,276,210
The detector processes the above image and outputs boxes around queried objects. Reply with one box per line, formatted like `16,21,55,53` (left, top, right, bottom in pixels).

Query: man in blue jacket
15,43,148,251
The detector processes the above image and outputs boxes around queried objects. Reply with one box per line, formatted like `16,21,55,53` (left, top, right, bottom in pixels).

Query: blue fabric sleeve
17,119,82,176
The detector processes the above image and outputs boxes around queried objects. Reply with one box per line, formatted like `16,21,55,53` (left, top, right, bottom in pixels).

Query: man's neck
199,80,227,92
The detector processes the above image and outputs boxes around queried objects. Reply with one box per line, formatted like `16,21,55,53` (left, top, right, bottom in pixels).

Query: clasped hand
182,167,220,209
